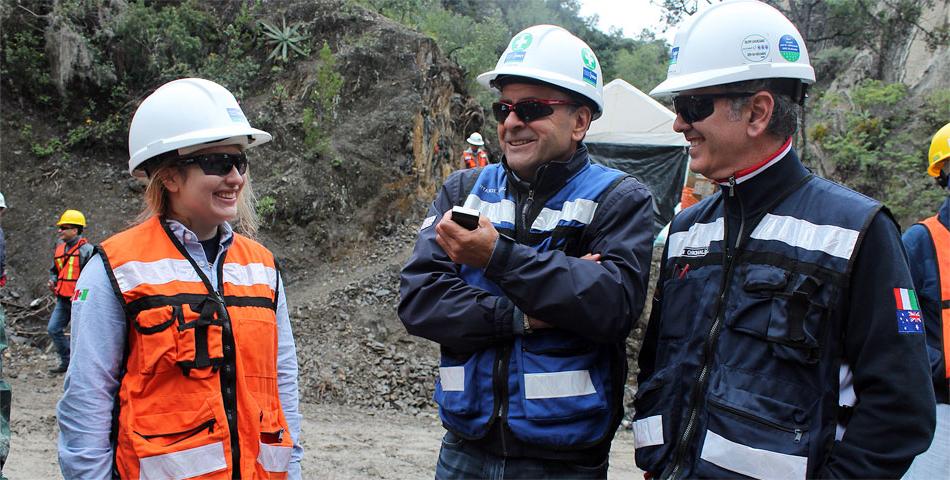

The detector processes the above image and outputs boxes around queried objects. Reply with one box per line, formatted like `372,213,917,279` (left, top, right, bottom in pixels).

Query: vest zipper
707,399,804,442
665,185,745,480
135,418,216,446
494,344,512,456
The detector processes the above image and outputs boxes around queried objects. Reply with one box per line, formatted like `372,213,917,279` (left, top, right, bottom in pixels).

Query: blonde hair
136,160,260,238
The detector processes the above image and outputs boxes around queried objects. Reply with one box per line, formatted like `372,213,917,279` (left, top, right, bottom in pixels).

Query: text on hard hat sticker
505,51,527,64
740,35,770,62
669,47,679,66
779,35,801,62
583,68,597,87
226,108,246,123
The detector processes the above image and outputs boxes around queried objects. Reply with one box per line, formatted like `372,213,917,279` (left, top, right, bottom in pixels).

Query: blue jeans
47,296,71,365
435,431,608,480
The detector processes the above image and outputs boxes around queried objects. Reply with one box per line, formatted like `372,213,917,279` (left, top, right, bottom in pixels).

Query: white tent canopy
587,79,688,147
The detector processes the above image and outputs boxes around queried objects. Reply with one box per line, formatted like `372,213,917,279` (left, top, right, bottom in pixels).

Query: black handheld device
451,206,480,230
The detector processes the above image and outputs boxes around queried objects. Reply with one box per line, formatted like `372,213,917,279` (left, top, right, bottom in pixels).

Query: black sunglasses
672,92,755,124
491,99,578,123
178,152,248,176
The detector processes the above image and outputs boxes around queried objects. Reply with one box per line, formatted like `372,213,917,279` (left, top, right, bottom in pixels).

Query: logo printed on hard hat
778,35,801,62
226,108,246,123
669,47,680,66
504,32,533,64
581,47,598,87
740,34,770,62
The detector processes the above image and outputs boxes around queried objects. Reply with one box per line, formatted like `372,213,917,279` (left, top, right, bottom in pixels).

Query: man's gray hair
721,79,801,139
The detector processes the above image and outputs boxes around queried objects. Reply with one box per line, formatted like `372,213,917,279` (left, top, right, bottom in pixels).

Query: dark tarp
587,143,688,236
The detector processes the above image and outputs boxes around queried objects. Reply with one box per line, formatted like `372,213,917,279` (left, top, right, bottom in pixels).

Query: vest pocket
632,365,681,474
696,399,809,480
517,333,608,423
133,306,180,375
726,264,827,366
130,400,229,479
433,352,482,416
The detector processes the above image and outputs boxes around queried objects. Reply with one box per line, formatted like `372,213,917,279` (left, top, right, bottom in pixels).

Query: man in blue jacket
399,25,653,479
635,2,935,478
902,121,950,479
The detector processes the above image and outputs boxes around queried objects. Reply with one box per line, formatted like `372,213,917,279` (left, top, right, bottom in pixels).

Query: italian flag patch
894,288,923,334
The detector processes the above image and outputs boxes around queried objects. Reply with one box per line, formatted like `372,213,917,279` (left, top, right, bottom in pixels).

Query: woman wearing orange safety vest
903,122,950,478
46,209,94,374
57,78,303,479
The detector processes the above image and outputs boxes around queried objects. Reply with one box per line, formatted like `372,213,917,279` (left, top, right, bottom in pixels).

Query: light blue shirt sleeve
57,222,304,479
57,254,124,480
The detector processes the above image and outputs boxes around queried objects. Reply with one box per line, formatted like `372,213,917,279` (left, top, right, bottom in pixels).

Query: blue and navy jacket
636,147,936,479
399,145,654,461
903,195,950,404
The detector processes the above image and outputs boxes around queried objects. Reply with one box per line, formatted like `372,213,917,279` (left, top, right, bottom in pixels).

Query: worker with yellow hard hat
46,209,94,373
902,122,950,478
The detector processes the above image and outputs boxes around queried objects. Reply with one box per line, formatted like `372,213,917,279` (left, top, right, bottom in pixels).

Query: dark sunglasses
672,92,755,124
58,225,77,231
178,152,248,176
491,99,578,123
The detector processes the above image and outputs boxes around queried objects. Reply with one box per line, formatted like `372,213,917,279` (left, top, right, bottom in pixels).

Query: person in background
901,121,950,479
57,78,302,479
635,1,935,478
0,192,9,478
400,25,653,479
461,132,490,168
46,209,94,374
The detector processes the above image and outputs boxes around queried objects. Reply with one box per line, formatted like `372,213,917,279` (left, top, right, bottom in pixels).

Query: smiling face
163,144,245,240
497,82,591,181
672,87,751,180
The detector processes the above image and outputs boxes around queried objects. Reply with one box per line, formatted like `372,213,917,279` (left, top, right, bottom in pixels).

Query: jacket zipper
707,399,804,442
665,177,745,480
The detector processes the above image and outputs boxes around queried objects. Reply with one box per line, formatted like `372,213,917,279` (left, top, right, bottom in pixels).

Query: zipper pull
794,429,802,443
728,176,737,197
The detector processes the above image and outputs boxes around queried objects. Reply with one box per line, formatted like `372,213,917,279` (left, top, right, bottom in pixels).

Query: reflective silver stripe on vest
113,258,201,293
139,441,227,480
258,442,293,473
222,262,277,290
668,218,724,258
464,194,516,225
439,366,465,392
633,414,664,448
751,214,859,260
700,429,807,480
523,370,596,399
530,198,598,232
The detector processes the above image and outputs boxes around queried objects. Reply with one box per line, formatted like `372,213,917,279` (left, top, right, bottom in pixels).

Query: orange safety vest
99,216,293,479
463,149,489,168
921,215,950,381
53,237,88,298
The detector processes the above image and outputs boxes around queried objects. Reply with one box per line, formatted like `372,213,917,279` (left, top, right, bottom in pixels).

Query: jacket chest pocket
725,264,834,367
132,298,225,378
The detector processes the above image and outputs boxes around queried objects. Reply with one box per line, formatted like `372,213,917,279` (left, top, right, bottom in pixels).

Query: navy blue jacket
902,195,950,404
399,144,653,461
636,148,935,479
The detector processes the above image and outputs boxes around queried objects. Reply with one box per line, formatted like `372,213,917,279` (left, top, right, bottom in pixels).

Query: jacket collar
502,143,590,195
721,144,810,218
939,195,950,229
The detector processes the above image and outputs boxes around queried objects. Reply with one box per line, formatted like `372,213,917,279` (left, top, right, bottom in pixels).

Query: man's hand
526,253,602,331
48,280,55,293
435,209,499,268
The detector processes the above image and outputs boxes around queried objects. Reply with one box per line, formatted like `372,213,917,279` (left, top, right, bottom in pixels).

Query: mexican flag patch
893,288,923,334
71,288,89,302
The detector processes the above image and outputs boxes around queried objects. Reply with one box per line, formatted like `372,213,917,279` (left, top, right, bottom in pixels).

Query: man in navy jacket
399,25,653,479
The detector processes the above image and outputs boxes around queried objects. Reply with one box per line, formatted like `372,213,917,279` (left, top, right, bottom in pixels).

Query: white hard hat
478,25,604,119
128,78,272,177
466,132,484,146
650,0,815,97
0,192,5,209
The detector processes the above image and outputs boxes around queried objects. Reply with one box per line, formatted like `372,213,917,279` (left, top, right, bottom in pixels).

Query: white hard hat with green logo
477,24,605,119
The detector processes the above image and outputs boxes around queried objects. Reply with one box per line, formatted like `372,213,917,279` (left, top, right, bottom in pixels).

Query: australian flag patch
894,287,923,334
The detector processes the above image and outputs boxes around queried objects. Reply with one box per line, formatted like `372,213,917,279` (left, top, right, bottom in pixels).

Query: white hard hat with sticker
127,78,271,177
478,25,604,118
650,0,815,97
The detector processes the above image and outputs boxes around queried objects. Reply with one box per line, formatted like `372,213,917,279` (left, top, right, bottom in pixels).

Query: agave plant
260,17,308,62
